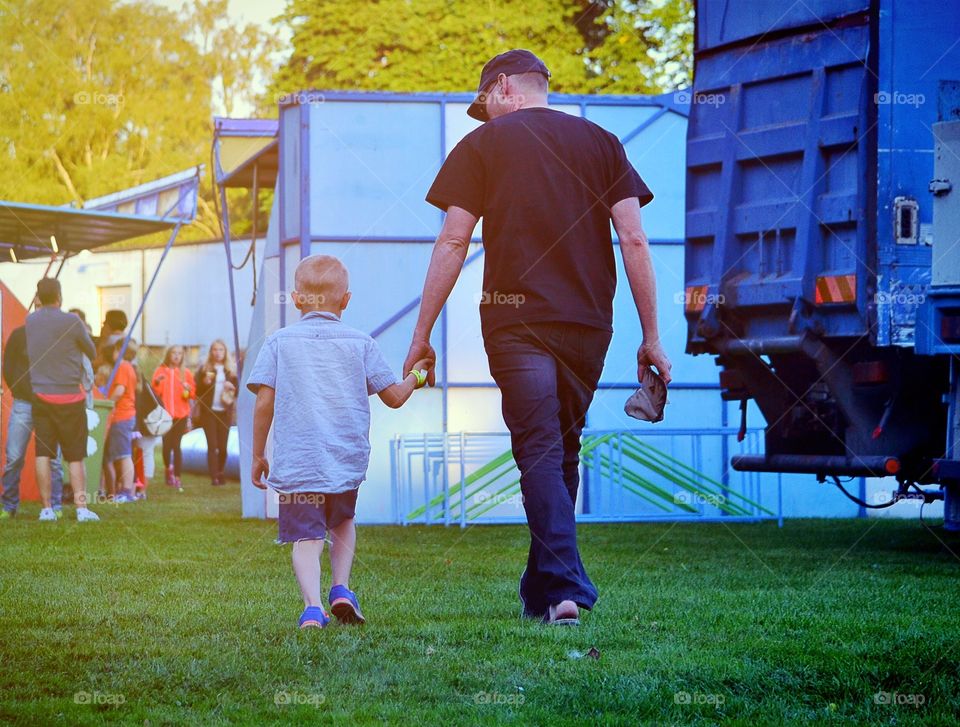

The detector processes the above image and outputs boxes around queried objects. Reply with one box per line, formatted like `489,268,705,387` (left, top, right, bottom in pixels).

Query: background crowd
1,277,239,521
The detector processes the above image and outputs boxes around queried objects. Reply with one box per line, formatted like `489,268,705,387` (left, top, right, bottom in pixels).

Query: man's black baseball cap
467,49,551,122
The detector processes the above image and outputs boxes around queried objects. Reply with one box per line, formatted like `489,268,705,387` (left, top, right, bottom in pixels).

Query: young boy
247,255,432,629
103,339,138,503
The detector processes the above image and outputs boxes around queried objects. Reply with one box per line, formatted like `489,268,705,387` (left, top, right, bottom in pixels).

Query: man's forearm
412,238,469,341
620,235,660,342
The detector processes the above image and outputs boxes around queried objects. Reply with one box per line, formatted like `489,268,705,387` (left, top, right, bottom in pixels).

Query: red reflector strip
685,285,709,313
940,312,960,343
815,274,856,304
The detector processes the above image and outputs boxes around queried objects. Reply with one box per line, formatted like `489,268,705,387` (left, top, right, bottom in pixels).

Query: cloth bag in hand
144,383,173,436
624,366,667,423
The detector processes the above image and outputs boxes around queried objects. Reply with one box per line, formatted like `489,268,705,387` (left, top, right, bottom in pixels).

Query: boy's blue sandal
298,606,330,629
328,585,365,625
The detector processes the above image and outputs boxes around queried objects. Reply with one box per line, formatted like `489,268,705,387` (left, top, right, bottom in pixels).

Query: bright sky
151,0,286,29
148,0,289,116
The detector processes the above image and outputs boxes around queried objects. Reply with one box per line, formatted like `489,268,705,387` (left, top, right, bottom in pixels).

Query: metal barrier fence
392,428,783,527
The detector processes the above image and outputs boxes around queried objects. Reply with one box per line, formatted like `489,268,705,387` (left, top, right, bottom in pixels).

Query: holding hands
408,357,434,389
403,339,437,388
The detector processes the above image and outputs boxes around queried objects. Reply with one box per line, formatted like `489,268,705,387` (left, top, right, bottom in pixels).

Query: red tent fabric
0,281,37,502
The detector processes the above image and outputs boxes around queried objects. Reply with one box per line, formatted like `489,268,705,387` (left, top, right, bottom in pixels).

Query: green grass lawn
1,473,959,726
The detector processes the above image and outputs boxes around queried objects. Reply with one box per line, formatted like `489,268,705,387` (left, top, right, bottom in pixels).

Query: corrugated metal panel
695,0,871,51
687,0,960,351
685,4,875,350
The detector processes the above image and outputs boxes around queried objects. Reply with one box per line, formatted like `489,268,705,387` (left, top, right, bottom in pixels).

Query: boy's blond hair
294,255,349,310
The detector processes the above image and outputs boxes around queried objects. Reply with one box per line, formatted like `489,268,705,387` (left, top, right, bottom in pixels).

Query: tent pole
220,181,243,376
102,220,183,395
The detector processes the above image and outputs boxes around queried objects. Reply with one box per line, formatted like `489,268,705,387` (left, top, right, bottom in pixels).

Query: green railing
398,429,778,525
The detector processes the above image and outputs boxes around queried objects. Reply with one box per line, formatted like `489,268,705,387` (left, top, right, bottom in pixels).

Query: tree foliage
267,0,692,104
0,0,692,247
0,0,276,240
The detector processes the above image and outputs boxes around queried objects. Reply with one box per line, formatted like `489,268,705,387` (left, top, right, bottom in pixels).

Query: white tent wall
141,241,262,348
0,240,263,350
238,195,282,519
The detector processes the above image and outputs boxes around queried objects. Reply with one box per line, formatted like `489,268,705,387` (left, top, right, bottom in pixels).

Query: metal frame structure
393,428,784,527
213,90,809,524
213,89,693,430
0,167,202,392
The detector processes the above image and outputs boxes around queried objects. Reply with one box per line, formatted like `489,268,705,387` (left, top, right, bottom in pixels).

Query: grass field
1,472,959,726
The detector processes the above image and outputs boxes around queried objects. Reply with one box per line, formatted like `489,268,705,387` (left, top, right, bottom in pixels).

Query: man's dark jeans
484,321,612,617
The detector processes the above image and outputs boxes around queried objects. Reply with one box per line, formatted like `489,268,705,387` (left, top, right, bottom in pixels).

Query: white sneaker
76,508,100,522
38,507,57,521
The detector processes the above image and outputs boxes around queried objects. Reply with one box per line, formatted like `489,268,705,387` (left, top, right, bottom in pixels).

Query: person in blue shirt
248,254,432,629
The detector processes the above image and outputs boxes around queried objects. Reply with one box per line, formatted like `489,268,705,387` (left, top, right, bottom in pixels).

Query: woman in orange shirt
151,345,195,490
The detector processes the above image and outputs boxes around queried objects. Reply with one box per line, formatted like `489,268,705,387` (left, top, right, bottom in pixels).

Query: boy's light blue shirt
246,310,399,494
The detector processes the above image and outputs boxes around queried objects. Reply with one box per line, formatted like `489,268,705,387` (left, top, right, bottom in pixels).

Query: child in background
133,377,160,499
248,255,433,629
103,339,138,502
93,364,111,397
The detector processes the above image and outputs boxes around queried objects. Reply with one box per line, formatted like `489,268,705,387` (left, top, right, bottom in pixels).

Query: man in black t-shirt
403,49,672,625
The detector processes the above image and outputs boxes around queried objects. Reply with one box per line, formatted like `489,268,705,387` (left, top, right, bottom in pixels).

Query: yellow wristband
409,369,427,387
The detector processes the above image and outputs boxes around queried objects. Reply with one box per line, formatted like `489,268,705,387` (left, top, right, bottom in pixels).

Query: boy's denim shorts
277,490,359,543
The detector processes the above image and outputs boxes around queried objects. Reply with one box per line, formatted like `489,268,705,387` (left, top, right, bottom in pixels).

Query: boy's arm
376,358,432,409
251,385,275,489
377,373,420,410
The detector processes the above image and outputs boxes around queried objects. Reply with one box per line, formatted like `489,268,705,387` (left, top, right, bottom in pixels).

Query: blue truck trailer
684,0,960,527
